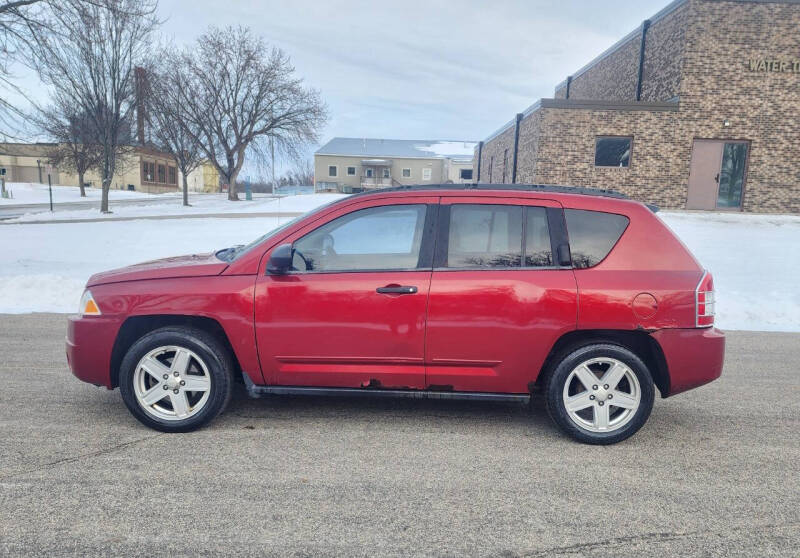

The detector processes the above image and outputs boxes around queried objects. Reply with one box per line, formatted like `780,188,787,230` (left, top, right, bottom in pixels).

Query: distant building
314,137,477,193
0,142,218,194
476,0,800,213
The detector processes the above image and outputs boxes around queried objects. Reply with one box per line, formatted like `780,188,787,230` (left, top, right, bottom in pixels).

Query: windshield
215,198,346,263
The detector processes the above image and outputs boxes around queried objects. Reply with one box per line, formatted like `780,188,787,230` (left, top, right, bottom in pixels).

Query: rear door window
564,209,629,268
447,204,523,268
444,204,555,269
524,207,553,267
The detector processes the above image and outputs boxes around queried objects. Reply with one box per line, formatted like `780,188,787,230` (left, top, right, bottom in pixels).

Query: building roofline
314,152,472,161
553,0,688,93
483,97,678,143
315,137,478,156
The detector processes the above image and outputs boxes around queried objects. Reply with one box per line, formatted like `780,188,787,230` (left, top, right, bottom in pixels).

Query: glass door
717,142,748,208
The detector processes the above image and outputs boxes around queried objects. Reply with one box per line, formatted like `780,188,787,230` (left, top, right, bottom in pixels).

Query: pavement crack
517,522,800,557
0,434,164,480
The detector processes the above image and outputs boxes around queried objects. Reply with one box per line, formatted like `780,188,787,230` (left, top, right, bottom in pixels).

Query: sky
6,0,670,174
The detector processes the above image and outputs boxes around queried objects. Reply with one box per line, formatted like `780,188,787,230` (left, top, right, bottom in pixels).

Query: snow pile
0,182,165,205
659,211,800,332
0,199,797,332
7,192,349,223
415,141,478,158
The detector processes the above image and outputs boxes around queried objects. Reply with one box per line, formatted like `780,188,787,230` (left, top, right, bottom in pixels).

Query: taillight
695,271,714,327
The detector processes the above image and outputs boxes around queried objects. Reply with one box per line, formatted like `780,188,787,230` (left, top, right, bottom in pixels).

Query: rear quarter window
565,209,630,269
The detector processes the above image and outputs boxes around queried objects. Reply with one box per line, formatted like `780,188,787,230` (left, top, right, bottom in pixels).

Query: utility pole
270,136,275,186
48,172,53,212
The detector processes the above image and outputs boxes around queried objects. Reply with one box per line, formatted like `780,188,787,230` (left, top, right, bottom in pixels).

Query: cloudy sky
8,0,670,173
156,0,667,145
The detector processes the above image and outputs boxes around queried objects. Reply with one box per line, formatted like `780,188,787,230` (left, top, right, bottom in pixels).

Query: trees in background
174,26,327,201
33,96,103,197
25,0,158,212
143,58,203,206
1,0,51,137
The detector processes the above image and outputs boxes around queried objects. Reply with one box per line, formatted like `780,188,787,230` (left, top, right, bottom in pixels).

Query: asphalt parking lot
1,314,798,557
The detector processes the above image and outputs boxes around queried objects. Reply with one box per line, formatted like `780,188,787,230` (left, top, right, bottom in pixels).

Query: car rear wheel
544,343,655,445
119,327,234,432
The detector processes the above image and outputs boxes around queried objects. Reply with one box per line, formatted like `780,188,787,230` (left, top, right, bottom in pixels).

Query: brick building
475,0,800,213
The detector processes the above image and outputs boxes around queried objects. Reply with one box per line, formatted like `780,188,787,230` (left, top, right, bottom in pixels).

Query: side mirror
556,243,572,267
266,243,293,275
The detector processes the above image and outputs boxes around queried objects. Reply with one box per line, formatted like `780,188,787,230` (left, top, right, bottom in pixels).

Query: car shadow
221,382,559,434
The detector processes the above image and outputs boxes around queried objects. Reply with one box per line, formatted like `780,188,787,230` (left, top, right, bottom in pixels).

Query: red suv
66,185,724,444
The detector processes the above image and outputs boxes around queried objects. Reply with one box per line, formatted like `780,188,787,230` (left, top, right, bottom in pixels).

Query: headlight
79,290,102,316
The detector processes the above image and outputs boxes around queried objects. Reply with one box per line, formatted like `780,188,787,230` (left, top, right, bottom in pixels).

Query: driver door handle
376,285,418,294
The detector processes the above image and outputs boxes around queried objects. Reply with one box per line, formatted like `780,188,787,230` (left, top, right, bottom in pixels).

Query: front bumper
652,327,725,396
66,315,122,389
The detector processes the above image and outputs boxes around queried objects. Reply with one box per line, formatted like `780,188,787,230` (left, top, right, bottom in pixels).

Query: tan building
315,138,476,193
476,0,800,213
0,142,219,194
0,143,64,184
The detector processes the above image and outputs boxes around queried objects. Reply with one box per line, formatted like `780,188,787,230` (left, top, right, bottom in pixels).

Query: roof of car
347,184,659,212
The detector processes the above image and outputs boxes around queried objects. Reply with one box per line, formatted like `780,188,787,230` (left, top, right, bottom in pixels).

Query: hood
87,252,229,287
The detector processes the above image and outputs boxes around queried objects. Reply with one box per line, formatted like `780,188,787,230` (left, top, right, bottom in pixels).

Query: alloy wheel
561,357,641,433
133,345,212,421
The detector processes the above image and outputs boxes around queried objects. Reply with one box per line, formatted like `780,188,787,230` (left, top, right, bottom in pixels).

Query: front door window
292,204,427,272
717,143,748,208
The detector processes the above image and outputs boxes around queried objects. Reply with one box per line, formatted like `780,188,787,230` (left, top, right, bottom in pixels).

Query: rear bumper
66,315,122,389
652,327,725,396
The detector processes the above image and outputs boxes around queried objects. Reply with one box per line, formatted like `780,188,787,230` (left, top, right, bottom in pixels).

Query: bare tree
141,60,203,206
32,96,103,196
176,26,327,201
25,0,158,212
0,1,100,138
0,0,48,136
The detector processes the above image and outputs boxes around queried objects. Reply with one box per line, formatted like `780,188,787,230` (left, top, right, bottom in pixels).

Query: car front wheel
544,343,655,445
119,327,234,432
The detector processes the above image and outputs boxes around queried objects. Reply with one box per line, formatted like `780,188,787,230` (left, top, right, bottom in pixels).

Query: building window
422,168,432,181
402,168,411,178
142,161,155,182
382,168,390,178
157,164,166,183
488,157,494,184
595,137,632,167
460,169,473,180
347,166,356,176
365,168,373,178
502,149,508,183
328,165,337,177
168,166,177,185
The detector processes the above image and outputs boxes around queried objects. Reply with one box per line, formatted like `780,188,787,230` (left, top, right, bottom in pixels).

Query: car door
424,196,578,393
254,196,438,389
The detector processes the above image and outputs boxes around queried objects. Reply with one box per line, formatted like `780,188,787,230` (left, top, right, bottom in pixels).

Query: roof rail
351,183,631,201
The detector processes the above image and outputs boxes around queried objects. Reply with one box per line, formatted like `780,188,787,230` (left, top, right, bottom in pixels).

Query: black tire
544,343,655,445
119,326,234,432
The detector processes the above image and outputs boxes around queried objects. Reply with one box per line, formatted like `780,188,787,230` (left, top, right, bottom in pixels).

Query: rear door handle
376,285,418,294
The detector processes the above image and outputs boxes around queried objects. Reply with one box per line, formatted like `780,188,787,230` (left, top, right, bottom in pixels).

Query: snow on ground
0,182,167,205
659,211,800,332
0,198,797,332
6,192,349,222
0,216,294,314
